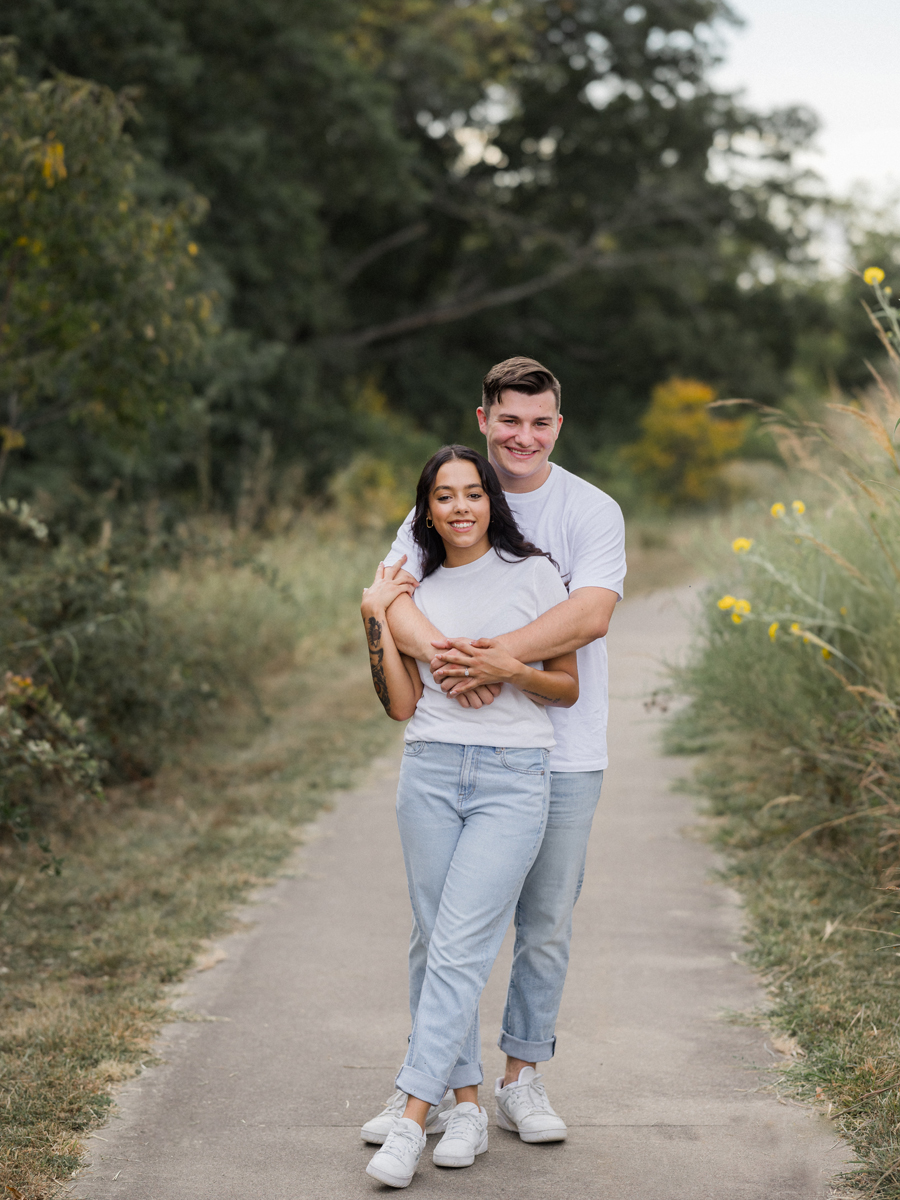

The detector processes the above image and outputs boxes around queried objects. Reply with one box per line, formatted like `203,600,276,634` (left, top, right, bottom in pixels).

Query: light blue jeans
394,741,551,1106
408,768,604,1070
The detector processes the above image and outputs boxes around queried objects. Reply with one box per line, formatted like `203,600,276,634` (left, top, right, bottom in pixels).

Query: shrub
622,377,747,506
0,672,104,839
676,270,900,887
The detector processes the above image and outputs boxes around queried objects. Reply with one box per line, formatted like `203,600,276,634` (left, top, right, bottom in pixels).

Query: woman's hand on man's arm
426,641,578,708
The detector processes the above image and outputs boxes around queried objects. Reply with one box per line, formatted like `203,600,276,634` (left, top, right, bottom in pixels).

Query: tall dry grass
673,274,900,1197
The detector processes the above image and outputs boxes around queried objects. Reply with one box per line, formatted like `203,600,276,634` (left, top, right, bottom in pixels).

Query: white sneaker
360,1088,454,1144
366,1117,427,1188
432,1102,489,1167
494,1067,568,1143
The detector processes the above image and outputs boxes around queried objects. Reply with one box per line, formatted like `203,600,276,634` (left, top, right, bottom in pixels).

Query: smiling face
476,388,562,493
427,458,492,568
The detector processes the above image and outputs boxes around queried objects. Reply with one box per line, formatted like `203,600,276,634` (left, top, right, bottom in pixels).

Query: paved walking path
73,586,848,1199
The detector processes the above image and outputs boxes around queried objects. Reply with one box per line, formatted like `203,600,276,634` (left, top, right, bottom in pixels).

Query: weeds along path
71,585,849,1200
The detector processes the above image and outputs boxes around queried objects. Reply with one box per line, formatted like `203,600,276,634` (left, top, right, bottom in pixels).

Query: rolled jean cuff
395,1065,451,1108
447,1061,484,1090
497,1029,556,1063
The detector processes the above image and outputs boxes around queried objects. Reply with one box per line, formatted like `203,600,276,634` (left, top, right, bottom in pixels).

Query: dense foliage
0,44,222,500
1,0,836,493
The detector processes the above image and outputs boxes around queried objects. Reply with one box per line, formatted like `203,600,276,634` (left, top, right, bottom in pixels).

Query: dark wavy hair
412,444,557,579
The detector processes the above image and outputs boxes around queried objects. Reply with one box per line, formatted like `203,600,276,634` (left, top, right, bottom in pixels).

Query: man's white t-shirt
404,548,568,750
387,463,626,772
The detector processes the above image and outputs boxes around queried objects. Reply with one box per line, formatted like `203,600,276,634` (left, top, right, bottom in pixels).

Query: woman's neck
442,534,492,569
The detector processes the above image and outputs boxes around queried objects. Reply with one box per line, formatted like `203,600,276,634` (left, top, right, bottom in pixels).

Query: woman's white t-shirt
404,548,568,750
388,464,626,771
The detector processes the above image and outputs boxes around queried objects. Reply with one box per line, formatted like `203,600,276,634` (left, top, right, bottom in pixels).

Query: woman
359,444,578,1188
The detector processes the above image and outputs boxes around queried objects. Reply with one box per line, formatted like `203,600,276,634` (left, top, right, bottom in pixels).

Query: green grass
678,738,900,1198
669,437,900,1197
0,522,398,1198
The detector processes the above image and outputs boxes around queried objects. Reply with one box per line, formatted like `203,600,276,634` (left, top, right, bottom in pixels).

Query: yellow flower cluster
732,537,753,554
717,595,751,623
770,500,805,517
864,266,885,286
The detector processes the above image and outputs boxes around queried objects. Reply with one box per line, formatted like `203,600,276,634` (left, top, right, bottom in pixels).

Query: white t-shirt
387,463,626,772
404,548,568,750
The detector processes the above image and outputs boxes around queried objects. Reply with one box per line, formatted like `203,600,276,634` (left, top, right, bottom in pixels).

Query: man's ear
476,405,488,435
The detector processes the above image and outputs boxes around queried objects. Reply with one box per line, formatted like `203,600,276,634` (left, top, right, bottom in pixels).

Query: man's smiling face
476,388,562,493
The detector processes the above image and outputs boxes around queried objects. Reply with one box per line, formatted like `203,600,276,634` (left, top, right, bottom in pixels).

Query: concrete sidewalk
73,586,848,1199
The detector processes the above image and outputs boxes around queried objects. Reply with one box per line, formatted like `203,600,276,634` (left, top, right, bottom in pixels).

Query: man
361,356,626,1147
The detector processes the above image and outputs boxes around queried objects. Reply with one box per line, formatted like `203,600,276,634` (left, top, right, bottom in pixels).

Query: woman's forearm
509,663,578,708
362,605,420,720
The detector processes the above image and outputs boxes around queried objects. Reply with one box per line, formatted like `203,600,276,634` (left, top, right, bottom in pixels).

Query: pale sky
712,0,900,197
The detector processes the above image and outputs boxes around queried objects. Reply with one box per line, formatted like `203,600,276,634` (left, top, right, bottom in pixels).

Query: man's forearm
497,588,619,663
386,593,445,661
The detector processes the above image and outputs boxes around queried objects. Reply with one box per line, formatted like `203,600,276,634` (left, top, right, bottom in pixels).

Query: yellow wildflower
768,621,779,641
864,266,885,286
41,140,67,186
791,500,805,515
770,502,785,518
840,606,848,617
717,595,736,610
887,287,894,297
790,622,800,633
732,537,753,554
733,599,751,615
731,613,742,624
187,242,199,256
821,647,831,660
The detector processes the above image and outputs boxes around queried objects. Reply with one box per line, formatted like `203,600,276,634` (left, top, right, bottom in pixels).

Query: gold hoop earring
426,516,433,528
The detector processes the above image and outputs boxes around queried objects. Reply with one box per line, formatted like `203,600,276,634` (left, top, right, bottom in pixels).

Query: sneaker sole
495,1107,567,1143
366,1161,414,1188
433,1133,488,1167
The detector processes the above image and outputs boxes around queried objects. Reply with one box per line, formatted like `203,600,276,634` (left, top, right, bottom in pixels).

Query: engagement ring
464,668,469,677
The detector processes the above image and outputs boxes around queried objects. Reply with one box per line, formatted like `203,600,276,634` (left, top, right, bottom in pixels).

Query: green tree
0,43,216,490
1,2,827,488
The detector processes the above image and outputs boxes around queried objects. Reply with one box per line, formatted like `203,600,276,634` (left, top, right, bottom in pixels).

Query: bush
0,671,103,839
671,271,900,1196
622,377,747,507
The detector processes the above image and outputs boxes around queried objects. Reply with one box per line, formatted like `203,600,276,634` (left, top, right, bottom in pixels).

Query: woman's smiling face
428,458,492,566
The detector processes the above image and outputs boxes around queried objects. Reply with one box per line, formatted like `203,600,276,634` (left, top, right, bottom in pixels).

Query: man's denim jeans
394,741,550,1106
408,767,603,1073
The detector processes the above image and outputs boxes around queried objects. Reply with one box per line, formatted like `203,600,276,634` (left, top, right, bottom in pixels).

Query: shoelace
380,1088,406,1114
444,1107,484,1140
512,1073,553,1114
383,1121,424,1158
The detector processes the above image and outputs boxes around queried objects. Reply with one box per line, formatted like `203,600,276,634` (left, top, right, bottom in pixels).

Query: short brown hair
481,356,561,412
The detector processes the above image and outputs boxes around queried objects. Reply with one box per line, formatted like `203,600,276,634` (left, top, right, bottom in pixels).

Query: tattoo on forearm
524,688,561,705
369,647,391,714
364,617,391,713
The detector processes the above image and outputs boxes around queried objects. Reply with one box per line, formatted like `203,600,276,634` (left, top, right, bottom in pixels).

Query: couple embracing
358,356,625,1188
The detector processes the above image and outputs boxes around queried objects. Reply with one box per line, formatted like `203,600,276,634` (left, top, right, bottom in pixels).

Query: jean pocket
403,740,427,757
498,747,547,775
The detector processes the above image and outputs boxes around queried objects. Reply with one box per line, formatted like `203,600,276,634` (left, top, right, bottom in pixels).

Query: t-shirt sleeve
383,508,423,579
566,495,627,598
531,556,570,617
